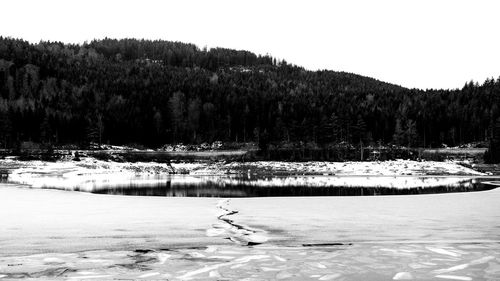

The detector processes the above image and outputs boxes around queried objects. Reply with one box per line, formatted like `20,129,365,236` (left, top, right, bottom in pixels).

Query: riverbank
0,157,488,191
0,156,486,177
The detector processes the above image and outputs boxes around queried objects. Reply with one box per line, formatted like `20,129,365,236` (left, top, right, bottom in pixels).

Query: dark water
87,176,498,197
0,171,8,183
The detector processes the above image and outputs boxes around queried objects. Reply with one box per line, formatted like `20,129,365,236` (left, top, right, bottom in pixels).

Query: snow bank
4,157,176,190
213,160,485,176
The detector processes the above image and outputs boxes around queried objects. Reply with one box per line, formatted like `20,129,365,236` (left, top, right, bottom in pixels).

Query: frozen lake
0,167,499,280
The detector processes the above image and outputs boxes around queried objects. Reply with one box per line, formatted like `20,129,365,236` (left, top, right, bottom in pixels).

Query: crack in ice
206,199,268,246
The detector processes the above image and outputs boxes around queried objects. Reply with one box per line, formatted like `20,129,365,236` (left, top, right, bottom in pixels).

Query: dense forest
0,37,499,158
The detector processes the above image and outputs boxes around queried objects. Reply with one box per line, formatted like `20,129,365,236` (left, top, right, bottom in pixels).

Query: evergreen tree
169,91,185,143
40,115,52,144
486,117,500,163
392,119,406,146
406,119,418,147
329,114,340,143
354,115,367,145
187,98,201,142
0,111,12,148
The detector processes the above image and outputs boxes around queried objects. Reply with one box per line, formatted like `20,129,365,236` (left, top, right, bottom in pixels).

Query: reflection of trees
88,176,485,197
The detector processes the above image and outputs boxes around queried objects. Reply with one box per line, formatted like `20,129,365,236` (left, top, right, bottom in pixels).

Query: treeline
0,37,499,157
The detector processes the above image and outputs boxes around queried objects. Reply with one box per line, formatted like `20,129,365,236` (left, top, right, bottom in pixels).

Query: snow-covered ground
2,158,485,177
214,160,485,176
0,185,499,280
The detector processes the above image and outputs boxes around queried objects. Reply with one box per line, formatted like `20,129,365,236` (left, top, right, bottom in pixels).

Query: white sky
1,0,499,89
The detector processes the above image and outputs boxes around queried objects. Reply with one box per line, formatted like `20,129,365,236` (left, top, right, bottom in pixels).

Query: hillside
0,37,499,150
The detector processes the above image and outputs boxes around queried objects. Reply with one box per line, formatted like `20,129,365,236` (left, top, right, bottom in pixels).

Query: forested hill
0,36,499,149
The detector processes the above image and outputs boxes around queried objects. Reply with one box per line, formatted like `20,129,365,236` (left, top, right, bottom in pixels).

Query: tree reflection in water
85,176,497,197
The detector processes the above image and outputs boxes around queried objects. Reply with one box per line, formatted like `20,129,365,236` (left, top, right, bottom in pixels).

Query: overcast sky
1,0,499,89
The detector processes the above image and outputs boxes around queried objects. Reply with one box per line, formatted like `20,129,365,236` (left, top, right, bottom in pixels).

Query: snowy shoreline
0,157,487,192
0,157,485,178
